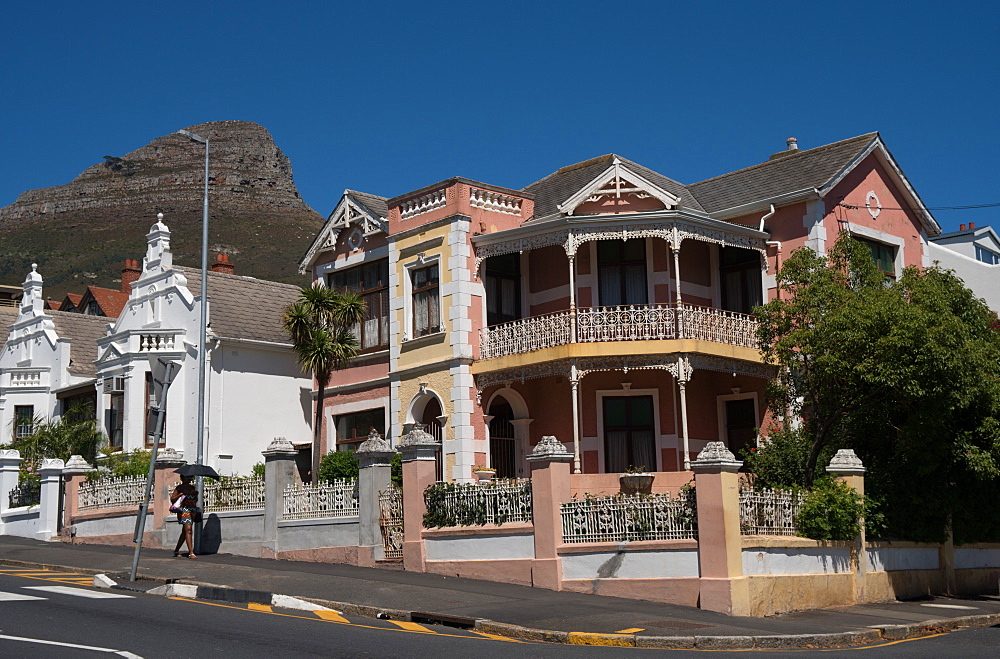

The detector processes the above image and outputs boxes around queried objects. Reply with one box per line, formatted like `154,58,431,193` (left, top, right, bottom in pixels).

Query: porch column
356,430,396,567
826,449,868,601
37,458,65,541
399,425,441,572
527,436,573,591
671,241,684,337
569,362,581,474
261,438,297,558
61,455,92,539
676,356,693,470
0,449,22,518
692,442,749,616
568,254,577,343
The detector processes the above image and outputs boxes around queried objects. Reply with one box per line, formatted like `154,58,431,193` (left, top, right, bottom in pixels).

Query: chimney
970,222,976,230
210,253,235,275
770,137,801,160
121,259,142,293
786,137,799,151
960,224,967,231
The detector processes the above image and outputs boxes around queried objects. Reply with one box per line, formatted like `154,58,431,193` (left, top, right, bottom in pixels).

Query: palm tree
283,284,365,482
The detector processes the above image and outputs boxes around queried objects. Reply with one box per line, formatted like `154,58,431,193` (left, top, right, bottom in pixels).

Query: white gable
299,193,387,273
557,159,680,216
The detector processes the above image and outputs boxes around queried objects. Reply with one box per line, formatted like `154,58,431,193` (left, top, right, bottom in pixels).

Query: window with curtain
335,408,385,450
328,259,390,350
484,253,521,326
411,264,440,337
603,396,656,473
598,239,647,306
720,246,763,314
14,405,34,440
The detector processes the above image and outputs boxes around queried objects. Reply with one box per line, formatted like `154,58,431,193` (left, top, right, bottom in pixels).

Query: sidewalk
2,536,999,649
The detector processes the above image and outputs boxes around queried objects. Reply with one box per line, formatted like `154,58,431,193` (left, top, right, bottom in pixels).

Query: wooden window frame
410,264,441,338
327,259,390,352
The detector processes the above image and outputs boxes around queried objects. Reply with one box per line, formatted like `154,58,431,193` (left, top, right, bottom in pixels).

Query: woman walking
171,475,199,558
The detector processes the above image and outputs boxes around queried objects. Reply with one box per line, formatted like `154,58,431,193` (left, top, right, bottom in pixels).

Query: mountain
0,121,323,299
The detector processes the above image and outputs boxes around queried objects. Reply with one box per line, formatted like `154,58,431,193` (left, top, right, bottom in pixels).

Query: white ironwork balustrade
577,304,678,343
561,492,697,543
203,476,265,513
680,304,759,349
79,475,148,511
739,486,806,535
281,479,359,520
424,479,532,527
479,311,572,359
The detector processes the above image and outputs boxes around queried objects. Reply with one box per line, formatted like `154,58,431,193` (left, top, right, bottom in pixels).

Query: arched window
489,397,516,479
420,396,444,481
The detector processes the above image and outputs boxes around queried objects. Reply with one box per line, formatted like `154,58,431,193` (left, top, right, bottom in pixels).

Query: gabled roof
78,286,129,318
687,133,878,213
178,267,301,345
299,189,389,273
523,154,704,220
49,311,109,378
59,293,83,311
931,225,1000,246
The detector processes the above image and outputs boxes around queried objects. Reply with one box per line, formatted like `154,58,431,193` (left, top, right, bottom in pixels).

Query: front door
603,396,656,473
724,398,757,459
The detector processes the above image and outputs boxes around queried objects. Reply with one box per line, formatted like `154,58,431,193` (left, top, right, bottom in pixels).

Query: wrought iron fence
8,481,41,508
379,486,404,559
739,486,806,535
281,479,358,520
203,476,265,513
423,479,532,527
78,475,146,511
561,491,697,543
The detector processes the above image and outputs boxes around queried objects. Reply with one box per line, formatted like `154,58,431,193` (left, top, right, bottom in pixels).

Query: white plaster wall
954,548,1000,570
424,533,534,561
742,547,852,575
927,243,1000,313
561,549,700,580
214,346,312,476
866,547,939,572
0,508,41,538
74,513,153,537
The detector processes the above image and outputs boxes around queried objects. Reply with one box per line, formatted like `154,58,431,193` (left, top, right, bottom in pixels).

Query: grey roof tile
179,267,301,345
346,190,389,218
0,308,18,355
48,311,109,378
687,133,878,213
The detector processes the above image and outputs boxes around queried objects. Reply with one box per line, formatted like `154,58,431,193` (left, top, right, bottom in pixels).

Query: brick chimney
970,222,976,230
210,253,235,275
121,259,142,293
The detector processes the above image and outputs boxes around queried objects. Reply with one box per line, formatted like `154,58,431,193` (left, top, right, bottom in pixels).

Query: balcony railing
479,303,759,360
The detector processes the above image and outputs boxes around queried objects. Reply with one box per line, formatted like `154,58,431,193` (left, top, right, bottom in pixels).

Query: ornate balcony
479,303,759,360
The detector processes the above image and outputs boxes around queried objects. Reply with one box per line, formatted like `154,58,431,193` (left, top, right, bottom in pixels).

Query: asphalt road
0,569,996,657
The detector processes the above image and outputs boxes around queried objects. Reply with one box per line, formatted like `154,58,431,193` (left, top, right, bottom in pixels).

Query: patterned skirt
177,507,198,524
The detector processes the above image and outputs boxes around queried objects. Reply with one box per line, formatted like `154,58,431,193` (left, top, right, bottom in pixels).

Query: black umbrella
174,464,221,479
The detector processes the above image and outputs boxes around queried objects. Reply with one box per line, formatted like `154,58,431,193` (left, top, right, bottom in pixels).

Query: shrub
318,450,359,483
796,479,866,541
740,427,819,489
391,452,402,489
251,462,265,479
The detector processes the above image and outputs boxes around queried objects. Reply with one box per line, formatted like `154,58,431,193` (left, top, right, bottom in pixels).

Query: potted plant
473,464,496,483
619,465,654,495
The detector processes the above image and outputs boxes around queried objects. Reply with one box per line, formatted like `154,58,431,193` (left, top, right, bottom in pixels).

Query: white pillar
0,450,22,519
672,244,684,337
568,254,577,343
676,356,692,471
37,458,65,540
570,362,581,474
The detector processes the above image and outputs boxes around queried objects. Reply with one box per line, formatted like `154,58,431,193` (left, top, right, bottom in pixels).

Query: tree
753,232,1000,542
283,284,365,483
3,404,106,464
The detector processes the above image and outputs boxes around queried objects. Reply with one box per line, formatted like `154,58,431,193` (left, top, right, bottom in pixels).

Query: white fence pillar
0,450,22,527
37,458,65,540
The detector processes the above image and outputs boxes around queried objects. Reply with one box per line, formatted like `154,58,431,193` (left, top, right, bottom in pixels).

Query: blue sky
1,1,997,233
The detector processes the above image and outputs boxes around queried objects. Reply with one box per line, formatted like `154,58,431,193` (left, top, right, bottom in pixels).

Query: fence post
399,425,440,572
61,455,92,541
826,448,868,602
526,436,574,591
152,448,186,548
356,430,396,567
0,450,22,522
262,438,297,558
36,458,65,540
692,442,749,616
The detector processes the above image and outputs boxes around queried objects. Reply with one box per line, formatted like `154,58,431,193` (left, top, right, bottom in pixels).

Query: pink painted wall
574,194,665,215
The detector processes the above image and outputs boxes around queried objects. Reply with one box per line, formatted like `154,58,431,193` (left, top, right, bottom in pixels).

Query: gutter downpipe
758,204,782,301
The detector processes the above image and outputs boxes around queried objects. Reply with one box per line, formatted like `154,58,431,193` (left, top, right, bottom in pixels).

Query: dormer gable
299,190,388,273
558,158,680,216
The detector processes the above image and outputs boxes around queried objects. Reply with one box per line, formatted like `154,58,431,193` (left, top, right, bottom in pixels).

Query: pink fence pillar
527,436,574,591
151,449,186,548
61,455,92,541
399,425,441,572
692,442,749,616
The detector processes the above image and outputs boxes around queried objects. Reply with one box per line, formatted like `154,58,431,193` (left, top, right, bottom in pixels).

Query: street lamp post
177,128,210,551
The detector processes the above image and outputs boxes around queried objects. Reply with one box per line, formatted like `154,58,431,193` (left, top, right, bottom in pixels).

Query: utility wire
838,202,1000,212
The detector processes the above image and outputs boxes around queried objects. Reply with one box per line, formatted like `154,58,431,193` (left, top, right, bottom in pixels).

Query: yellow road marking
168,597,526,643
616,627,645,634
387,620,435,633
248,603,272,612
469,630,526,643
567,632,634,647
314,610,350,623
839,632,951,651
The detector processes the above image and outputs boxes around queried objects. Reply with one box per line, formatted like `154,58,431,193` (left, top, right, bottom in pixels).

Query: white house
929,222,1000,312
93,215,312,475
0,267,107,441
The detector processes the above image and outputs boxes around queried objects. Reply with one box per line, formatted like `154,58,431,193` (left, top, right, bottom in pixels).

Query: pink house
299,133,940,481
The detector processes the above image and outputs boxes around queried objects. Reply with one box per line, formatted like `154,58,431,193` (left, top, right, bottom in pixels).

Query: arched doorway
488,397,517,479
414,394,444,482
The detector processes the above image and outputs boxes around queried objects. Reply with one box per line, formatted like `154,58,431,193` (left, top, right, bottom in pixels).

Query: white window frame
716,391,760,451
843,223,905,278
402,254,443,342
595,387,662,472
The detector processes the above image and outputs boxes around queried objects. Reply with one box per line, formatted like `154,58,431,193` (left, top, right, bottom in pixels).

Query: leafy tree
3,404,106,465
318,450,359,482
754,232,1000,541
283,284,365,483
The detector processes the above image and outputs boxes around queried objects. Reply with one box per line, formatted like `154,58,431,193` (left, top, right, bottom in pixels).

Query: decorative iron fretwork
739,486,806,536
379,486,404,559
282,479,358,520
79,475,147,511
8,482,41,509
561,491,697,543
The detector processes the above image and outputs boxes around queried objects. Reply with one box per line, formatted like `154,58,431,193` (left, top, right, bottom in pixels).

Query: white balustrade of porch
479,303,759,360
